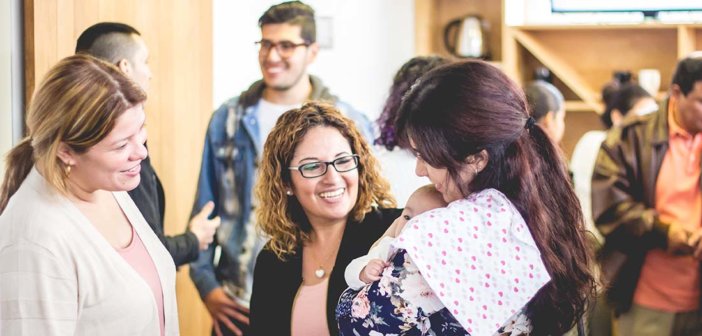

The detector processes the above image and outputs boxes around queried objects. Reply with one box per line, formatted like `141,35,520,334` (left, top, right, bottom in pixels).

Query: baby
345,184,447,289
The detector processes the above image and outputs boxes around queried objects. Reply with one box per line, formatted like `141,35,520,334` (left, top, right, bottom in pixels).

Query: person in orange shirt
593,54,702,336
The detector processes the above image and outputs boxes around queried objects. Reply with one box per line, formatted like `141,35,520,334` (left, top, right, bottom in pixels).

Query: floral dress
336,250,532,335
336,189,548,336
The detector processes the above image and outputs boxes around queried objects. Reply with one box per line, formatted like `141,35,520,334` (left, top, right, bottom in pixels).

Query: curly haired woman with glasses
249,102,399,336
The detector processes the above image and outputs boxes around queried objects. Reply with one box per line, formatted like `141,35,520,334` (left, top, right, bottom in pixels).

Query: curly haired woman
249,102,400,336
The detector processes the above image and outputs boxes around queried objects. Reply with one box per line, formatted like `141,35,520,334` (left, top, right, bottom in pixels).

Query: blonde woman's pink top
117,225,165,336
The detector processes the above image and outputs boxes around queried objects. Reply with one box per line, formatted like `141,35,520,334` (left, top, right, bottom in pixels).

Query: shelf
414,0,702,159
510,28,601,112
509,23,702,31
503,24,702,115
565,100,601,113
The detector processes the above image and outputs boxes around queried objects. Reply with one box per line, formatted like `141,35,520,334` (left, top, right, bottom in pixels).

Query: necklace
314,267,326,279
305,236,342,279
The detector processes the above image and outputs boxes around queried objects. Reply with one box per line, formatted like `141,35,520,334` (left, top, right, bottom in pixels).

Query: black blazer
128,154,199,267
249,207,401,336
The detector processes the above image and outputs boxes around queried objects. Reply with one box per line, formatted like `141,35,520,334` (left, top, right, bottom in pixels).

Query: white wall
0,0,20,182
213,0,415,121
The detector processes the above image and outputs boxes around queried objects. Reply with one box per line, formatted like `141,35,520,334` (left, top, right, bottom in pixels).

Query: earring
66,164,72,176
474,166,479,176
286,190,293,196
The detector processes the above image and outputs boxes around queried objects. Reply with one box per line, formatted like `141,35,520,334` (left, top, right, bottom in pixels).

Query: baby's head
395,184,447,229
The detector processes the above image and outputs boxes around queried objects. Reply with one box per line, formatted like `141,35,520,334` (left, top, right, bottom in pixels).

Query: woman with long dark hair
336,60,596,335
374,55,449,206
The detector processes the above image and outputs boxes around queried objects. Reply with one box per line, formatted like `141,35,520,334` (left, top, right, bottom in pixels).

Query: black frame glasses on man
288,154,360,178
255,39,310,58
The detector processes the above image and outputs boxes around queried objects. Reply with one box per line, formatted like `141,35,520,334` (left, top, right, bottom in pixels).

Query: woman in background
375,56,450,206
249,102,399,336
0,54,178,335
524,79,566,145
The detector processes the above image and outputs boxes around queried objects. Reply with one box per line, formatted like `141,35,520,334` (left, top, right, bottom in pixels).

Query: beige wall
24,1,213,334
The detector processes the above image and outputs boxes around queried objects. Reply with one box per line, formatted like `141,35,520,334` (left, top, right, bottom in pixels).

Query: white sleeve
0,241,78,335
344,237,396,290
344,254,372,290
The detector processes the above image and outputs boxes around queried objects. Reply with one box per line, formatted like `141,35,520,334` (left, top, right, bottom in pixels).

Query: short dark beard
268,69,307,92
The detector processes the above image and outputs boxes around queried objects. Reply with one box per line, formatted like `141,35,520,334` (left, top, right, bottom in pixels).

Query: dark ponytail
0,138,35,213
509,124,595,335
397,59,596,335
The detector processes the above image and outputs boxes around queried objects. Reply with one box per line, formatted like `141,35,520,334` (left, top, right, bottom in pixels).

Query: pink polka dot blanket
392,188,550,336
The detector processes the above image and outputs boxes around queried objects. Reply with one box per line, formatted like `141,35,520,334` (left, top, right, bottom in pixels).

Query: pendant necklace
314,266,326,279
307,237,341,279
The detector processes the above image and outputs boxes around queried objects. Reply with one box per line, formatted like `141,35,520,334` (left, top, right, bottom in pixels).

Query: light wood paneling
25,1,213,335
414,0,436,56
678,26,697,57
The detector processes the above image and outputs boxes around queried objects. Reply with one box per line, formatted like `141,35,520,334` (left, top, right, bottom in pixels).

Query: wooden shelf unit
415,1,702,113
414,0,702,157
502,23,702,113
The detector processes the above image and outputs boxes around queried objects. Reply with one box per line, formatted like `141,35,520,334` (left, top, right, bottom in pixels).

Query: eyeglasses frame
288,154,360,178
255,39,311,58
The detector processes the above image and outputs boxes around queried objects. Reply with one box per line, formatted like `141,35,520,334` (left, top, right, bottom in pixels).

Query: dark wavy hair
600,83,652,128
672,54,702,96
255,102,395,259
396,60,596,335
375,56,449,151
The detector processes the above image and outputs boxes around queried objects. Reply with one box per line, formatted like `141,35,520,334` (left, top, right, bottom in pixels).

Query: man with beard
189,2,371,335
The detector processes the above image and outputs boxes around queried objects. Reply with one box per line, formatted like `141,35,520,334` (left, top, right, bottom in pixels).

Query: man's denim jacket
189,76,373,303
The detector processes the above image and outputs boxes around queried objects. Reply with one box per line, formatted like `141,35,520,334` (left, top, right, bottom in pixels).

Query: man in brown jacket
592,54,702,336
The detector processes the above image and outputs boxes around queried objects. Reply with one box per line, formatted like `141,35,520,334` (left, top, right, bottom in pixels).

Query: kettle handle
443,19,462,56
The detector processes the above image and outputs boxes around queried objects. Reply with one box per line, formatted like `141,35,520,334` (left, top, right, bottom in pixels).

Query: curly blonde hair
255,102,396,260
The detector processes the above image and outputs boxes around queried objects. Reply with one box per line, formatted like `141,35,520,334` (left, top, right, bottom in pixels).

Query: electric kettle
443,15,490,59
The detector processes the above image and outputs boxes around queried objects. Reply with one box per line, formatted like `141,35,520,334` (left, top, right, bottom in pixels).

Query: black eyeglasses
288,155,360,178
255,39,310,58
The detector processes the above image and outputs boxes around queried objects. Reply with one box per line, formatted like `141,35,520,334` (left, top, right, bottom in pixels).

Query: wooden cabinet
502,24,702,112
415,1,702,111
414,0,702,156
502,23,702,156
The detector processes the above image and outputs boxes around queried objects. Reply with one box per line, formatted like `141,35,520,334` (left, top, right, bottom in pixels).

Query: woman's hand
360,259,389,283
204,287,250,336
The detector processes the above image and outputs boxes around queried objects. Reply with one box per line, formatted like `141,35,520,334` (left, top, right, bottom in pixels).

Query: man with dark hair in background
593,54,702,335
189,2,372,335
75,22,220,267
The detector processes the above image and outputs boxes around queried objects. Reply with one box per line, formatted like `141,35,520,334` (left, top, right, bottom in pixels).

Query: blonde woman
0,54,178,335
249,102,399,336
